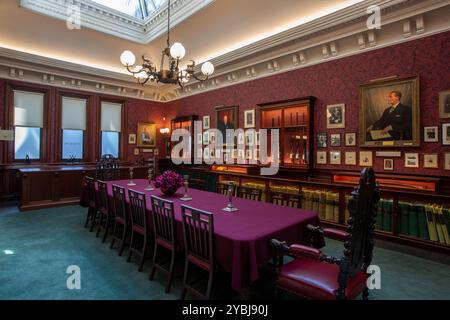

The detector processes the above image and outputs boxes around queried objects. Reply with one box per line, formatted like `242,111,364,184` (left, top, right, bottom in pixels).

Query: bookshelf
170,115,198,164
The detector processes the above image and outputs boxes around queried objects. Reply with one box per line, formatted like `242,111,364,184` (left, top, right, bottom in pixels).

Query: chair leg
84,207,93,228
181,260,189,300
205,269,214,300
110,222,117,249
118,225,127,257
362,288,369,300
90,210,98,232
149,243,159,281
166,249,176,293
102,216,110,243
127,233,134,262
138,237,147,272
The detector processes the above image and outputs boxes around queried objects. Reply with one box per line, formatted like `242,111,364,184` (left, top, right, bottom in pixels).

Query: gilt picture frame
137,122,156,147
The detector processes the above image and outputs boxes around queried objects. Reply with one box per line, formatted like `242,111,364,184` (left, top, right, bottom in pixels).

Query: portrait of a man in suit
366,91,412,141
216,106,238,144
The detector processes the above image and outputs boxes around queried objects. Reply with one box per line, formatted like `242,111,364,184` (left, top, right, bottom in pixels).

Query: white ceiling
0,0,364,82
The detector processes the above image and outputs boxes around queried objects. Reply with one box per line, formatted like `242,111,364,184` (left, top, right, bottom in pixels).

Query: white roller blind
101,102,122,132
62,97,87,130
14,90,44,127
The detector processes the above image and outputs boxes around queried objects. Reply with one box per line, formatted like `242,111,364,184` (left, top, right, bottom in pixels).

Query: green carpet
0,205,449,300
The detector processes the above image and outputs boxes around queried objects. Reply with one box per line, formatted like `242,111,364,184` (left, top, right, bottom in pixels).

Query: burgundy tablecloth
101,179,318,292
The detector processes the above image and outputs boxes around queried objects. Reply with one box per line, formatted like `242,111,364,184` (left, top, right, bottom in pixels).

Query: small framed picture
317,151,327,164
383,159,394,171
442,123,450,145
215,148,222,159
359,151,373,167
210,148,215,158
203,131,210,144
445,153,450,170
129,134,136,144
424,154,438,168
133,148,139,155
196,133,203,144
345,151,357,165
326,103,345,129
317,132,327,148
245,130,254,145
345,133,356,146
244,109,256,128
330,134,341,147
210,131,216,144
203,147,210,159
424,126,438,142
405,153,419,168
203,115,210,129
330,151,341,165
439,90,450,118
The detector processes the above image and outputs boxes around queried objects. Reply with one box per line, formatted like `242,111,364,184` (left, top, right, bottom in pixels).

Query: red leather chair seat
132,224,145,235
187,254,211,271
278,257,368,300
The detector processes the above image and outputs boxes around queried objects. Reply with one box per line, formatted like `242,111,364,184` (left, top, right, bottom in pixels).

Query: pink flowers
153,170,184,190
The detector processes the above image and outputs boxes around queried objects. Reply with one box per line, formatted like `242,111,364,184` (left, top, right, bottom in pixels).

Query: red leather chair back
97,180,109,216
112,184,126,221
150,195,175,246
128,190,147,231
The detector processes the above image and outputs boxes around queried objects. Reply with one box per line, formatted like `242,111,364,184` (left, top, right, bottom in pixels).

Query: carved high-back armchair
271,168,380,300
96,154,119,181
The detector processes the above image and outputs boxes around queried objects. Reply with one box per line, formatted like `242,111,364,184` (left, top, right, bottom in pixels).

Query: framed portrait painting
137,122,156,147
326,104,345,129
359,75,420,147
215,105,238,144
244,109,255,128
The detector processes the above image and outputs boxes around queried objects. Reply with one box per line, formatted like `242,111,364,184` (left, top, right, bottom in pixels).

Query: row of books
399,202,450,245
301,189,340,223
376,199,393,232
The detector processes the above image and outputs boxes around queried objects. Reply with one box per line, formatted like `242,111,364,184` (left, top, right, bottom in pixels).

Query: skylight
90,0,167,19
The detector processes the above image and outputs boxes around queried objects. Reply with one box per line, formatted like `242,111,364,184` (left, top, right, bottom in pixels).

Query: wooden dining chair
149,195,177,293
83,176,97,229
190,178,206,191
269,191,301,208
270,168,380,300
237,186,262,201
180,204,215,300
110,184,129,256
216,182,235,196
95,180,114,242
127,189,151,272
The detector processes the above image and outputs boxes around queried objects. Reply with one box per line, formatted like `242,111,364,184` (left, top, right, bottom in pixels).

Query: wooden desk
16,165,147,211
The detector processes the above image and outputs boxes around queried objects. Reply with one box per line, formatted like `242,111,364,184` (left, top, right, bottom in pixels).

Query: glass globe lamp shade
201,61,214,76
120,50,136,66
170,42,186,60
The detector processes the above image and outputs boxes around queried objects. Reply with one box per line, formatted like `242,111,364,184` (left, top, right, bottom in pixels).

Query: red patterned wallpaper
166,31,450,176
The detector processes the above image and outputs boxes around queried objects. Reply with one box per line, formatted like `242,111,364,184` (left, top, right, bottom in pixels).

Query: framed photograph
203,115,210,129
359,75,420,147
133,148,139,156
244,109,256,128
383,159,394,171
405,153,419,168
439,90,450,118
345,133,356,146
345,151,357,165
317,133,327,148
203,131,210,145
445,153,450,170
424,126,438,143
128,134,136,144
442,123,450,145
359,151,373,167
137,122,157,147
216,105,238,143
330,151,341,165
326,104,345,129
423,154,438,169
203,147,210,160
330,134,341,147
317,151,327,164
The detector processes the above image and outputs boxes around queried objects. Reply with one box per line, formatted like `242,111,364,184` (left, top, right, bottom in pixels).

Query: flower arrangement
154,170,184,196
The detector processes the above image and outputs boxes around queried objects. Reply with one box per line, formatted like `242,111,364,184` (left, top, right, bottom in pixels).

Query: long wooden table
101,179,319,293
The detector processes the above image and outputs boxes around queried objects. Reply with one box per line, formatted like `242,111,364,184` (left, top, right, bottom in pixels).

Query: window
90,0,167,19
13,91,44,160
100,102,122,159
61,97,87,160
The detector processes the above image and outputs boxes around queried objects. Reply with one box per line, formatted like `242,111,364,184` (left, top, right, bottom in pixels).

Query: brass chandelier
120,0,214,87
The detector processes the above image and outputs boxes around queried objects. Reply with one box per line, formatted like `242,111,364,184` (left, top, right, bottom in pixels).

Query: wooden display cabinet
258,97,315,170
170,115,198,163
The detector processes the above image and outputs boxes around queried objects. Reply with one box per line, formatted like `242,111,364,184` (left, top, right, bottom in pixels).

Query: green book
399,202,409,235
416,204,429,240
408,204,419,237
383,200,392,232
376,199,384,230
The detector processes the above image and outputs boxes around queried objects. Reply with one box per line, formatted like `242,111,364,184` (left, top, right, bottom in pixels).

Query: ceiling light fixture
120,0,214,87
